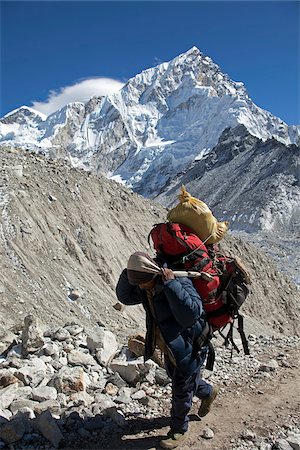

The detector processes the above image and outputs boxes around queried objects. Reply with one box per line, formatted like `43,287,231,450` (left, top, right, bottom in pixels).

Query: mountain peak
3,105,47,121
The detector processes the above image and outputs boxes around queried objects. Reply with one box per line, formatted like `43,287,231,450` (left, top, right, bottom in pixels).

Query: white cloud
31,77,125,116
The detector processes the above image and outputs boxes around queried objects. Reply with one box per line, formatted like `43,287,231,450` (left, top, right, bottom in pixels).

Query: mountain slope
0,146,299,339
156,125,300,234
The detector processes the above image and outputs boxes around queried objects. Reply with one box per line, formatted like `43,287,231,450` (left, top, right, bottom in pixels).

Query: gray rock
0,409,12,420
10,399,39,414
43,342,60,357
49,366,86,393
0,383,18,410
87,329,118,366
287,433,300,450
16,386,32,399
34,399,61,416
32,386,57,402
155,367,171,386
106,372,128,388
131,389,146,400
64,324,84,336
0,369,20,388
21,315,45,356
56,393,67,407
115,387,132,404
13,407,35,420
110,357,155,385
70,391,94,407
53,328,71,341
260,443,272,450
276,439,294,450
202,427,214,439
67,350,97,367
241,429,257,440
14,358,47,387
259,359,279,372
33,410,63,447
94,393,115,410
68,290,80,301
141,396,158,408
0,416,25,443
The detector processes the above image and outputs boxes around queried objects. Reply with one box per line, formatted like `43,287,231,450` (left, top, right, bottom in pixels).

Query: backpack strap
237,314,250,355
206,341,215,371
218,316,250,356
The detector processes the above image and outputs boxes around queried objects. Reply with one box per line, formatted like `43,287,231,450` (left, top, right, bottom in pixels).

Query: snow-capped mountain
156,125,300,233
1,47,299,204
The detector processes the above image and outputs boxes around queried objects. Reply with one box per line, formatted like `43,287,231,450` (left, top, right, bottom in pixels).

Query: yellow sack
167,186,229,244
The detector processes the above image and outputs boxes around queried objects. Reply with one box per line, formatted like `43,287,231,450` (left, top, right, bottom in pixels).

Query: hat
127,252,158,286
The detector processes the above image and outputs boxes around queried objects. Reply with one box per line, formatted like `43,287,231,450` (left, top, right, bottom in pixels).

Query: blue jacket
116,269,207,376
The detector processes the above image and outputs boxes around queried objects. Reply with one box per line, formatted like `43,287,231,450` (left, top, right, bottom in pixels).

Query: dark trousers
165,356,212,433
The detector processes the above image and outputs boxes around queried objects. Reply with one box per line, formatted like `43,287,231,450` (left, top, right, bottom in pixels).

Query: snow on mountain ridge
2,105,47,121
0,47,298,196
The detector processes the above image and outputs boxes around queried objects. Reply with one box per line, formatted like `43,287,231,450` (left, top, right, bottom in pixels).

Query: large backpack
149,222,250,354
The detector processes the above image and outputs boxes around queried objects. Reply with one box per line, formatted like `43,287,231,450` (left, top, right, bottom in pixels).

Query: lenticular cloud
31,78,124,116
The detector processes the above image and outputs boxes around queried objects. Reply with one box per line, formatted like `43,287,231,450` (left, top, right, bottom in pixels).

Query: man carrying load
116,252,218,449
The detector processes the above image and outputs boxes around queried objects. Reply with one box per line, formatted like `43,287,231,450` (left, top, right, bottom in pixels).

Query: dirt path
116,349,300,450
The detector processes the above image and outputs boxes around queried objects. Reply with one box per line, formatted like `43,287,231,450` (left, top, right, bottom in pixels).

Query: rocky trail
84,341,300,450
0,316,299,450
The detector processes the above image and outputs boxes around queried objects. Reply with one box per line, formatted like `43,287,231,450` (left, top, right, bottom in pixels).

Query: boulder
49,366,86,394
287,433,300,450
259,359,279,372
0,370,20,387
110,357,156,385
32,386,57,402
0,409,12,420
67,350,97,367
43,342,60,357
21,315,44,357
53,328,71,342
34,400,61,416
10,399,39,414
14,358,47,387
0,383,18,410
16,386,32,399
70,391,94,407
64,324,84,336
87,329,118,366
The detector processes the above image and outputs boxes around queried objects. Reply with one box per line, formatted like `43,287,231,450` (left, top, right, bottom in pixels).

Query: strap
218,317,250,356
224,323,240,353
237,314,250,355
206,341,215,371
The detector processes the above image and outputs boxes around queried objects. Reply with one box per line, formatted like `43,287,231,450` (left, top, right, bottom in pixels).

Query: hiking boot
198,385,219,417
159,430,186,449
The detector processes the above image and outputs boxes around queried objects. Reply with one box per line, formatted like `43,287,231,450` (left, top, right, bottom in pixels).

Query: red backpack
149,222,250,353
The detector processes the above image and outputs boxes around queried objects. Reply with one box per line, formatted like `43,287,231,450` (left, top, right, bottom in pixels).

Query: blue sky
1,1,299,124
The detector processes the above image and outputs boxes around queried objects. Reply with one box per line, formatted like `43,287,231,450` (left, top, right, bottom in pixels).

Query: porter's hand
161,268,175,281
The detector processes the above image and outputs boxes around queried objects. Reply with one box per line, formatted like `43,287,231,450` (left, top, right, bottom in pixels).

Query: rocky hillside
0,146,299,339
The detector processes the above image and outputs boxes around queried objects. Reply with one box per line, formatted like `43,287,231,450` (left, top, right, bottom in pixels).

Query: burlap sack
167,186,229,244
